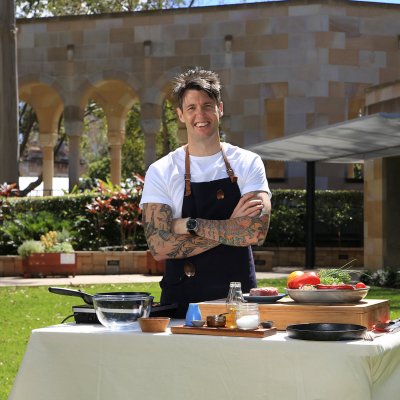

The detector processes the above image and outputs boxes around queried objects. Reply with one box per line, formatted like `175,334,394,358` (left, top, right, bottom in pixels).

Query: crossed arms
142,192,271,261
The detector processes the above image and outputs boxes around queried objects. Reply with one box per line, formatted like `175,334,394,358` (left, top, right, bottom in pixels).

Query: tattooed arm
143,192,271,261
173,191,271,247
142,203,220,261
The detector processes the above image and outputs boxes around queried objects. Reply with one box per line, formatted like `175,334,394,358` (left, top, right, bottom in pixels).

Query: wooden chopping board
171,325,277,338
198,299,390,330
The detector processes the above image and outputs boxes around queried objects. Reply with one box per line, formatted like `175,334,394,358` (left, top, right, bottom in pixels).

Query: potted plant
18,231,76,278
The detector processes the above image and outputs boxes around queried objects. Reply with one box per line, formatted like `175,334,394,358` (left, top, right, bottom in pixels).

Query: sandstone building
10,0,400,269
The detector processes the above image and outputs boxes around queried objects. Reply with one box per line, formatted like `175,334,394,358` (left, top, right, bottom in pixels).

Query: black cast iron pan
48,287,151,306
286,323,367,341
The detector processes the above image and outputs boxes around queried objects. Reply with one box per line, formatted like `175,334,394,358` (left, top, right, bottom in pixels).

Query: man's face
176,89,223,141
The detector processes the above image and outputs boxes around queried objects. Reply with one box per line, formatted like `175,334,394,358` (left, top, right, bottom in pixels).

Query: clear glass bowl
92,294,153,330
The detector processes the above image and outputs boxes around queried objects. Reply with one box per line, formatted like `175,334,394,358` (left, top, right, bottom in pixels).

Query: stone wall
0,247,364,277
14,0,400,192
267,247,364,269
0,251,149,277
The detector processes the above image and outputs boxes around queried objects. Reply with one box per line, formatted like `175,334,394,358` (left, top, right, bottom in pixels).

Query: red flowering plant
0,183,20,225
84,175,144,251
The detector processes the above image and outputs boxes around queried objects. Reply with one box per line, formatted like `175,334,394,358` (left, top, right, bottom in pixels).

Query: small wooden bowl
138,317,170,333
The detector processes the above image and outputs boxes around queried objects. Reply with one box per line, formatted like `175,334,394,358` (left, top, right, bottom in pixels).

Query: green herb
318,259,355,285
318,269,352,285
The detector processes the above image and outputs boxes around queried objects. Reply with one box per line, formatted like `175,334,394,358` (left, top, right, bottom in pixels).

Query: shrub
360,267,400,289
1,210,76,254
0,187,363,255
17,240,44,258
75,176,144,251
264,189,363,248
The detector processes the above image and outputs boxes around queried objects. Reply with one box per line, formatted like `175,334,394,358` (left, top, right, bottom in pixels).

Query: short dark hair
172,67,222,109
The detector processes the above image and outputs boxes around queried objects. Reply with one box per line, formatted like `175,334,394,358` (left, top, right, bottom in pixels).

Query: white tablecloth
9,322,400,400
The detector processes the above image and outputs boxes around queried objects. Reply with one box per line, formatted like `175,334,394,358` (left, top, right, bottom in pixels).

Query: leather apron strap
184,144,237,197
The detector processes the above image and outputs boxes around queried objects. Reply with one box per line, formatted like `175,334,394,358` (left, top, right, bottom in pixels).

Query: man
140,67,271,317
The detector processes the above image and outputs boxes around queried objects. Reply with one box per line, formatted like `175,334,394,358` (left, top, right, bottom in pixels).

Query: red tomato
316,284,354,290
355,282,367,289
287,271,304,288
287,271,320,289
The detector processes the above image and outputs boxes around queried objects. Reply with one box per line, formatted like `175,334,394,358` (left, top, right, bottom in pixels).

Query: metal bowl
92,294,153,330
191,320,206,327
285,287,369,303
206,315,226,328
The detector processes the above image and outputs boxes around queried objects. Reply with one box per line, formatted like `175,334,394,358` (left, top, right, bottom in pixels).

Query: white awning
247,113,400,163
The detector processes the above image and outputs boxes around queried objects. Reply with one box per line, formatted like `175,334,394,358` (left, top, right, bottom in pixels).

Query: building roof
247,113,400,163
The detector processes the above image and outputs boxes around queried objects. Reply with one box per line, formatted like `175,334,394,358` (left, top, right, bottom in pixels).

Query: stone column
141,102,161,169
39,132,58,195
108,130,125,186
0,0,19,184
64,105,84,192
363,159,384,270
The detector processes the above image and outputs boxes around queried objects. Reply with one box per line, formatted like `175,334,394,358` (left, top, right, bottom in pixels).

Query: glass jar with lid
236,303,260,330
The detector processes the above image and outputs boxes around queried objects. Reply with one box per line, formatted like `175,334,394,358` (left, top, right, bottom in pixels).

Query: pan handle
48,287,93,305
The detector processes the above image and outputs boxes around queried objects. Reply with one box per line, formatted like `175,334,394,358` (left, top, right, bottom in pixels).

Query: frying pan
48,287,151,306
286,323,367,341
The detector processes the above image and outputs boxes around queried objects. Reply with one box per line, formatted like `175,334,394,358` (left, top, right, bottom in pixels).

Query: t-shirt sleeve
241,154,272,198
139,164,174,209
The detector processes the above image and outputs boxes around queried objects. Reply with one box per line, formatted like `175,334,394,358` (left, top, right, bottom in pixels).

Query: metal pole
305,161,315,268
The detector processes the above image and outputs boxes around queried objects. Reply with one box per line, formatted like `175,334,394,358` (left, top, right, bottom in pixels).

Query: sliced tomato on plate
315,284,355,290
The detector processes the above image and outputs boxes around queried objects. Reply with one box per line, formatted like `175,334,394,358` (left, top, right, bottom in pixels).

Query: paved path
0,271,289,287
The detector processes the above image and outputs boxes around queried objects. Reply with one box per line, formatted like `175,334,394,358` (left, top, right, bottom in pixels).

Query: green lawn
1,279,399,400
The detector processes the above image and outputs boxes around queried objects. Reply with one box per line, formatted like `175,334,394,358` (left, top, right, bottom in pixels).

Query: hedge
0,189,363,255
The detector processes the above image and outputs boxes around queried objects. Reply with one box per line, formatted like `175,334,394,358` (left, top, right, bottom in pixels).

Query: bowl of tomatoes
285,284,369,303
285,269,369,303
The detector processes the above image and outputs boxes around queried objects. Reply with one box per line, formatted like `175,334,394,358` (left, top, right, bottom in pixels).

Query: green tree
82,99,179,183
16,0,188,18
122,103,145,178
19,102,38,158
80,100,109,182
158,98,179,158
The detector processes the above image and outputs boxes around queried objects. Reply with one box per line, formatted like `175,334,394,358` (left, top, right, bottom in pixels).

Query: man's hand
230,193,264,218
171,218,189,235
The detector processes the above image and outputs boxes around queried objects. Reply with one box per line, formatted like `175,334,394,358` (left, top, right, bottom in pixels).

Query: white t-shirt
139,143,271,219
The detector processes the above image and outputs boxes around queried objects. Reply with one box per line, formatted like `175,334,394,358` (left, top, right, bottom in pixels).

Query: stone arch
72,71,142,185
137,69,184,169
19,74,64,133
19,75,64,194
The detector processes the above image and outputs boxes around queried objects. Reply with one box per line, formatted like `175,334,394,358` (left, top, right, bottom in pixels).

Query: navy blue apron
160,146,257,318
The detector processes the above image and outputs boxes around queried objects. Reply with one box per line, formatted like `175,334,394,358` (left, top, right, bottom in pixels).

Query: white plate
285,287,369,303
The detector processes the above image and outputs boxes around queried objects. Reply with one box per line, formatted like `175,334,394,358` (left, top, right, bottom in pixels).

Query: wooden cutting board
171,325,277,338
198,299,390,330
